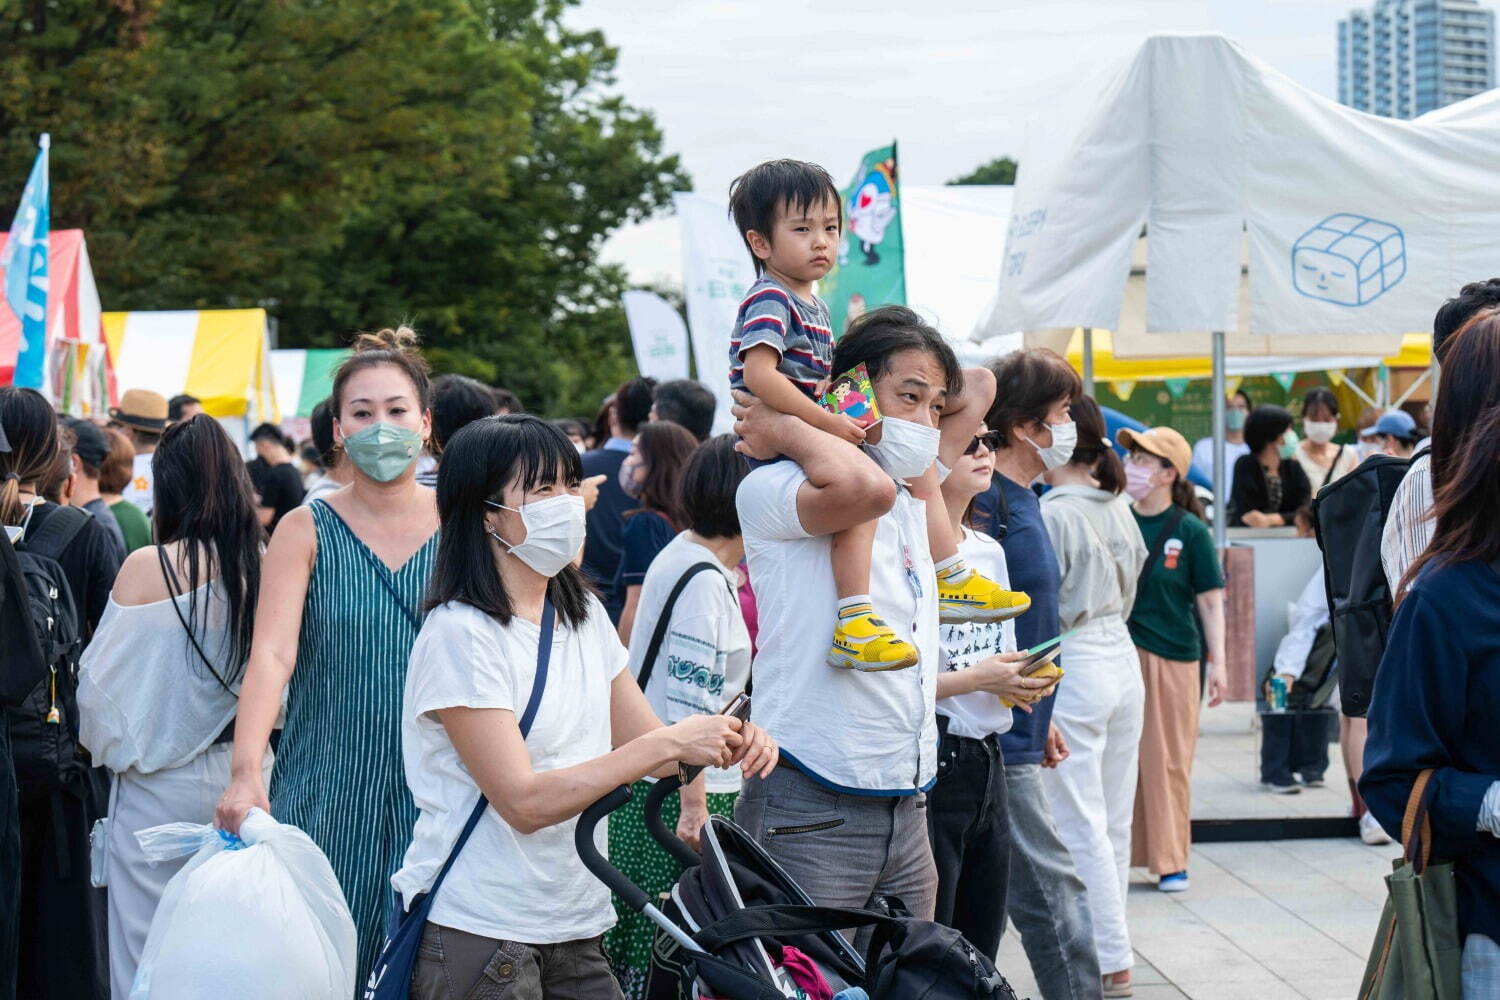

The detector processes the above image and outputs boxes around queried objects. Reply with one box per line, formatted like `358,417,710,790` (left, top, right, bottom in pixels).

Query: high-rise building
1338,0,1495,118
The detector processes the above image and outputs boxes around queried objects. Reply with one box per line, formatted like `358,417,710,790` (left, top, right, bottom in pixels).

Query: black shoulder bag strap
23,503,90,562
1136,506,1187,598
422,599,555,904
1321,445,1345,492
636,562,722,691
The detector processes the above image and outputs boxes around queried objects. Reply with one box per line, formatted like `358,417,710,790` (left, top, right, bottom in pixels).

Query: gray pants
735,766,938,923
1005,763,1103,1000
412,924,622,1000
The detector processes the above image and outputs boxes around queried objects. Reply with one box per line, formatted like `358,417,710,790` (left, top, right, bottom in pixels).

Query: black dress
1227,454,1312,527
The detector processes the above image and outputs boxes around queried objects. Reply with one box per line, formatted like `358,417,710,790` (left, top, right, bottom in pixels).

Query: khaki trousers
1130,648,1200,876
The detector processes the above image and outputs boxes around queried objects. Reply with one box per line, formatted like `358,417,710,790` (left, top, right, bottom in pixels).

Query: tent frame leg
1212,331,1227,552
1082,328,1095,396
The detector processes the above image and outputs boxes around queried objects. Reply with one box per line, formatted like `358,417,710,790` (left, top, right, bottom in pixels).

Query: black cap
64,417,110,469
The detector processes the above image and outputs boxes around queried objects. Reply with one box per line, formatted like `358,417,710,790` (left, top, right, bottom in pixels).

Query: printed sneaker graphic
1292,214,1406,307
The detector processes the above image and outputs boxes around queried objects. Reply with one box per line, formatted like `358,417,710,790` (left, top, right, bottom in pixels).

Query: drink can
1269,675,1288,712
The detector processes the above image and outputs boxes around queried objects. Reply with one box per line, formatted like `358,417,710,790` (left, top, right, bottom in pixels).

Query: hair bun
352,325,422,356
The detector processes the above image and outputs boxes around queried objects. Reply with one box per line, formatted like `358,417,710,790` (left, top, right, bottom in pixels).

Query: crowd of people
0,155,1495,1000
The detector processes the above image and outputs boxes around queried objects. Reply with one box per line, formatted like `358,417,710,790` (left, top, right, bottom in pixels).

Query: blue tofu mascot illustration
1292,214,1406,307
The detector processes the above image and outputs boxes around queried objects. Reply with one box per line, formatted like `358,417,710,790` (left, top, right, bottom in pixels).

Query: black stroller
576,775,1022,1000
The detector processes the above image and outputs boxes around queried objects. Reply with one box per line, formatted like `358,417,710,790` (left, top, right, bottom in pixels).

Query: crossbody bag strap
424,599,555,903
636,562,722,691
1135,506,1187,598
157,546,235,694
1402,767,1438,875
1321,446,1345,492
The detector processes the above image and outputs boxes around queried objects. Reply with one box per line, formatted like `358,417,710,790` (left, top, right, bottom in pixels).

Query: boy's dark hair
490,386,523,414
679,434,748,539
614,376,657,436
1434,278,1500,362
830,306,962,401
1245,405,1294,454
983,348,1082,447
728,159,842,276
652,379,716,442
432,374,498,452
249,422,291,451
168,394,200,422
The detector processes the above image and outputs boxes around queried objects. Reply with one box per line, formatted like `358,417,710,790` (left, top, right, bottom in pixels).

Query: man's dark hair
728,159,842,276
310,398,337,468
1434,278,1500,362
652,379,716,442
168,394,201,422
249,422,291,451
679,435,748,538
490,386,523,414
432,374,498,452
614,376,657,436
1245,405,1294,454
830,306,962,402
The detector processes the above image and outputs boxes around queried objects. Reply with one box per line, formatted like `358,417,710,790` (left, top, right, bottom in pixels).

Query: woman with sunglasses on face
1039,396,1147,998
393,416,777,1000
927,424,1057,964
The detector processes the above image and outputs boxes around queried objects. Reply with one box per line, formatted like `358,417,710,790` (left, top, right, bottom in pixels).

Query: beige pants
1130,648,1200,876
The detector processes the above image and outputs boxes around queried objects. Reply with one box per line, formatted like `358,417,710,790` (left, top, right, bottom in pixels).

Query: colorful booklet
821,363,881,428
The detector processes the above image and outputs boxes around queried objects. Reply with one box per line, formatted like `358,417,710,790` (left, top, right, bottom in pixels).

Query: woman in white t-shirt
606,434,753,998
392,416,778,1000
928,422,1057,962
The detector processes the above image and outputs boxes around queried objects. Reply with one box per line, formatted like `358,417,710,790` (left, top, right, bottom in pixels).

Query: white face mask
865,416,940,483
1024,420,1077,471
486,494,586,578
1304,420,1337,445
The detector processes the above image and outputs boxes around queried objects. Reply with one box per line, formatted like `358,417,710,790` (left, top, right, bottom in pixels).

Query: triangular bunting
1111,380,1136,402
1224,376,1243,399
1326,369,1344,388
1272,371,1296,392
1164,377,1190,400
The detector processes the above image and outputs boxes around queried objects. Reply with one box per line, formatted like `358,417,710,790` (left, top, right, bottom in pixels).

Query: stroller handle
643,775,702,868
575,784,651,913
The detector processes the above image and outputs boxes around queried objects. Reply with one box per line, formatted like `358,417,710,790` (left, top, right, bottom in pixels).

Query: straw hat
1116,426,1191,478
109,389,169,432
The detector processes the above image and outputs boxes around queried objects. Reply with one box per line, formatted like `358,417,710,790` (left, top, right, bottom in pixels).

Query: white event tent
979,33,1500,547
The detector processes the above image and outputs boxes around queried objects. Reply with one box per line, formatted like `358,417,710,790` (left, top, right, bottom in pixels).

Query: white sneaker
1360,811,1393,846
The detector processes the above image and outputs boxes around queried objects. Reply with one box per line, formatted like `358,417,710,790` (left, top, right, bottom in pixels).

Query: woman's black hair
0,387,59,525
1066,395,1125,494
1244,405,1293,454
1301,386,1340,421
152,414,264,689
831,305,963,402
984,348,1082,448
425,415,592,628
629,421,698,528
1234,388,1253,410
680,435,749,538
310,398,338,468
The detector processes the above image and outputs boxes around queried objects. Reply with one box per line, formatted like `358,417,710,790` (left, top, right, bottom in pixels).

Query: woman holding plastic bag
390,415,779,999
78,414,268,998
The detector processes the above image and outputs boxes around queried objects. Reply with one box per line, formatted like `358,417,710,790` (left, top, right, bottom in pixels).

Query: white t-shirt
625,533,750,794
392,595,628,944
122,451,155,514
1190,437,1249,497
936,529,1017,741
737,461,939,794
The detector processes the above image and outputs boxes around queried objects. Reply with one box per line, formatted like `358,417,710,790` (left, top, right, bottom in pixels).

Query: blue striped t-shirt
728,277,834,399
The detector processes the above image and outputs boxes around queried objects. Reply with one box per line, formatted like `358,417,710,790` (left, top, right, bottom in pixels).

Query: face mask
1303,419,1337,444
1023,419,1077,471
1225,409,1247,432
865,417,940,482
618,454,643,499
341,421,422,483
486,494,586,578
1278,429,1299,460
1124,462,1158,501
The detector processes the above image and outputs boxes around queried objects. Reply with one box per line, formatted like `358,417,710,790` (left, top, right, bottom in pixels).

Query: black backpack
1311,451,1423,718
6,504,89,798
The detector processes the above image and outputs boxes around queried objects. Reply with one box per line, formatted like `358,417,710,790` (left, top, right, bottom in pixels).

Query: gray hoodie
1040,484,1147,630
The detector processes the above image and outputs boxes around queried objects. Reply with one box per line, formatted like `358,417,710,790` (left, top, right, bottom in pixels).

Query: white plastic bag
130,808,357,999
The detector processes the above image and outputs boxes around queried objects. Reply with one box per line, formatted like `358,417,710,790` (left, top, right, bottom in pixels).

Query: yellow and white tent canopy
102,309,278,435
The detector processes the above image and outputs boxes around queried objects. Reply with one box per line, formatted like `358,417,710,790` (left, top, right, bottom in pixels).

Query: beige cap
1116,425,1192,478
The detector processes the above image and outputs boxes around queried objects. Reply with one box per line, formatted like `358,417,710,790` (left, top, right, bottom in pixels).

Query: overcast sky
566,0,1372,281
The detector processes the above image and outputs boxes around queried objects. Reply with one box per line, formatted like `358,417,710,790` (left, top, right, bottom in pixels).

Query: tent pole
1212,331,1227,552
1082,328,1095,395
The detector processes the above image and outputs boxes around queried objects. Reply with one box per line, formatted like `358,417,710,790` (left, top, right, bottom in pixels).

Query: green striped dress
269,499,438,995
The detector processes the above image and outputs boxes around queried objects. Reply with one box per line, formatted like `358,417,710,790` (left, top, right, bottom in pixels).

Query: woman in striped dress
216,327,439,991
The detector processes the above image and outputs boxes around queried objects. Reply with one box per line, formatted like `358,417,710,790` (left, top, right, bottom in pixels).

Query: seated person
1227,405,1311,528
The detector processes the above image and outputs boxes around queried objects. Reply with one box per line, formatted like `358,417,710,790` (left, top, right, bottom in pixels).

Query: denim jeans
1005,763,1103,1000
927,729,1011,959
1465,934,1500,999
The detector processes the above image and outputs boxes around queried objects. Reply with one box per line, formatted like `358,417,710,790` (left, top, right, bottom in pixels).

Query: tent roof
103,309,275,421
1059,328,1431,381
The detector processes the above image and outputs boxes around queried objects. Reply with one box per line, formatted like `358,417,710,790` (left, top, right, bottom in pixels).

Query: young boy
727,159,1029,671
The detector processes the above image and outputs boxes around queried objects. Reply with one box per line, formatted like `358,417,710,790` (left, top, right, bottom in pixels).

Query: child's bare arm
937,366,998,469
742,346,865,445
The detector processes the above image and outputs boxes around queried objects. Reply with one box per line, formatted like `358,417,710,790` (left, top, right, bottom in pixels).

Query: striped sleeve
734,285,795,361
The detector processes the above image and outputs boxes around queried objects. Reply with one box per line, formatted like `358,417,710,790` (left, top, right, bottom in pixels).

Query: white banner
674,192,754,434
622,290,690,383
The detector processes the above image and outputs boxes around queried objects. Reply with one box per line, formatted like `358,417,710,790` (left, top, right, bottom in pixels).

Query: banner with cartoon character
821,143,906,336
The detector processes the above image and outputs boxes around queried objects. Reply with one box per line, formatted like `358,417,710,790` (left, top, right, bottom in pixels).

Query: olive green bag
1359,769,1463,1000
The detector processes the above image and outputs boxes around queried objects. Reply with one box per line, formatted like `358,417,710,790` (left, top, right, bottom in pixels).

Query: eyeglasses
964,431,1002,455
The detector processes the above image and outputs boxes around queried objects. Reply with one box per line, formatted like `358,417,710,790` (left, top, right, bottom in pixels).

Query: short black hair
168,394,201,422
680,435,748,538
615,376,657,436
310,398,337,468
432,374,497,452
1434,278,1500,362
830,306,962,402
249,422,290,450
490,386,523,414
728,159,842,276
1245,404,1294,453
1234,388,1253,409
1301,386,1339,420
652,379,716,442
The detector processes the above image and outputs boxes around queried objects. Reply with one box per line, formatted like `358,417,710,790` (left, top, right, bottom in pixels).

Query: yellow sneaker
937,572,1031,624
828,611,920,672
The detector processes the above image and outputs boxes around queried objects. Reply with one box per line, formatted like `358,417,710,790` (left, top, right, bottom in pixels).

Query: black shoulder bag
636,562,723,691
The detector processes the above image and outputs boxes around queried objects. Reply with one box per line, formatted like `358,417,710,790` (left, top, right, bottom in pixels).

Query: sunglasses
964,431,1002,455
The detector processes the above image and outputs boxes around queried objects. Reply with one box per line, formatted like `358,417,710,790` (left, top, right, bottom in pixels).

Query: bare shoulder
265,504,317,570
109,546,172,607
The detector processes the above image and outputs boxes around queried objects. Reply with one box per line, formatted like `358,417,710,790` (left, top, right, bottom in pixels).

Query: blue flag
3,135,49,389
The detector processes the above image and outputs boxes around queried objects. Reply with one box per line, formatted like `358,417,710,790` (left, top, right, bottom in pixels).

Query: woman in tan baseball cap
1116,424,1227,896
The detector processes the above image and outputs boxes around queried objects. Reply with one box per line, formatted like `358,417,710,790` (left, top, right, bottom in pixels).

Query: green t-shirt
1127,506,1224,662
110,499,152,553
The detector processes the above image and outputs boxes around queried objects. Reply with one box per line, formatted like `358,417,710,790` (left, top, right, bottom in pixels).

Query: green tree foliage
950,156,1018,186
0,0,686,416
